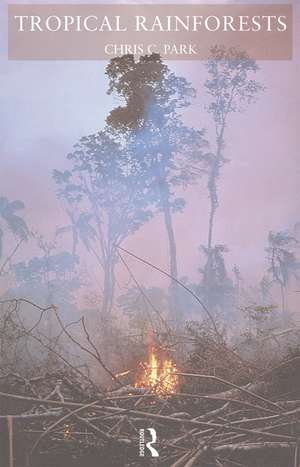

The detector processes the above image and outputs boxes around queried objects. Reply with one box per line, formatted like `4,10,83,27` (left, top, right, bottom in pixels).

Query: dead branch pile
1,356,300,467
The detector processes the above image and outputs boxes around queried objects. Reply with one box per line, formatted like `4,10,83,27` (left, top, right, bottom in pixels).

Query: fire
135,348,178,395
63,424,72,440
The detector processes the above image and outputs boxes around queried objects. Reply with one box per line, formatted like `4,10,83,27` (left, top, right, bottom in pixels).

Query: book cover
1,1,299,466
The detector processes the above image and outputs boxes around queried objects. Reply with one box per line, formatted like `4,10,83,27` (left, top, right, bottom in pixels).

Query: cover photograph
0,1,299,466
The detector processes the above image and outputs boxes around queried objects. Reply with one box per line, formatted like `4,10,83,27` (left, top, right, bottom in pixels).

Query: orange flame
63,424,72,440
135,348,178,395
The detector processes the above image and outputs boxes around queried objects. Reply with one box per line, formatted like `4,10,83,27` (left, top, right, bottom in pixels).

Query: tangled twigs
54,309,122,387
0,366,300,467
177,372,283,413
1,298,300,466
28,400,100,459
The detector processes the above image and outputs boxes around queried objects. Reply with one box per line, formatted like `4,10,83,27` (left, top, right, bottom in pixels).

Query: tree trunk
280,284,285,314
160,184,180,327
162,201,178,282
102,255,116,317
207,159,220,250
207,195,217,251
207,125,224,250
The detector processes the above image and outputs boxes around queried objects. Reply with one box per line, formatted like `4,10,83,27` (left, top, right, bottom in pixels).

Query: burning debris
63,423,72,440
1,300,300,467
135,347,178,395
1,354,300,467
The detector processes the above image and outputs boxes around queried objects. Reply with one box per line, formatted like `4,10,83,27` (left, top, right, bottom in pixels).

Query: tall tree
205,46,263,249
266,230,300,314
197,47,263,319
105,53,206,325
54,129,152,316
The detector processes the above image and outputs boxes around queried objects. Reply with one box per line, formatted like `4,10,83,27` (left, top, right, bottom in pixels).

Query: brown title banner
8,4,293,60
